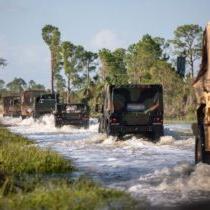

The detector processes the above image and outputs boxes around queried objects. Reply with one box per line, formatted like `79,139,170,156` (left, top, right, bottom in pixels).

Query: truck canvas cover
112,85,163,125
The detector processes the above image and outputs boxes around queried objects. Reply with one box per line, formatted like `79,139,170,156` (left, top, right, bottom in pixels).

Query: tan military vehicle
20,90,46,118
3,95,21,117
193,23,210,163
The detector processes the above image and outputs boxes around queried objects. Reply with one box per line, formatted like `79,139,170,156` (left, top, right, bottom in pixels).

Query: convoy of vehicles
2,90,89,128
2,84,163,139
192,23,210,164
96,84,164,141
54,103,89,128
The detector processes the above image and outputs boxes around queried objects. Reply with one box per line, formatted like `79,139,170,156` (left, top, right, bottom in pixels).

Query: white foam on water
158,136,175,145
129,162,210,206
0,115,98,135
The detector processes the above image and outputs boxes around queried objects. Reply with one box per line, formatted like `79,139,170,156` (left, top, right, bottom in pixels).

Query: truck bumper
55,116,89,126
109,124,162,135
61,120,87,126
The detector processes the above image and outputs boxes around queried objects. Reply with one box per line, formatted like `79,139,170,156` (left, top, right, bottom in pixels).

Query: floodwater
1,115,210,208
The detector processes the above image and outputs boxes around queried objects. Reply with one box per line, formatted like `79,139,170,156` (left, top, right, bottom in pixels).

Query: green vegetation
0,126,141,210
0,126,72,175
169,24,202,77
0,179,141,210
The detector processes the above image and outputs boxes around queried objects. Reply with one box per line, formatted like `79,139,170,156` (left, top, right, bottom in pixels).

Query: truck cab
97,84,164,141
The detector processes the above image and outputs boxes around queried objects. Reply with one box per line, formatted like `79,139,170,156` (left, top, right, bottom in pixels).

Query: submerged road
2,115,210,208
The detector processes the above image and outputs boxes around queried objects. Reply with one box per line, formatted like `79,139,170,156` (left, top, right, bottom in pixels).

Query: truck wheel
151,125,164,142
55,117,62,128
195,123,206,163
106,122,112,137
195,136,204,163
84,121,89,129
55,121,62,128
33,113,39,119
21,115,26,120
98,122,102,133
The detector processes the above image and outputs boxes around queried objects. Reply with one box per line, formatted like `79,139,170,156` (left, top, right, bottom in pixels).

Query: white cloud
91,29,126,51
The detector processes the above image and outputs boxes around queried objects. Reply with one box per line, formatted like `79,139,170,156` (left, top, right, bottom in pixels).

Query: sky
0,0,210,88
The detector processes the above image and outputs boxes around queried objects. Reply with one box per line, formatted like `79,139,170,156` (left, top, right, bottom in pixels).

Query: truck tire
54,117,62,128
98,121,102,133
151,125,164,142
98,117,104,133
21,115,26,120
195,125,205,164
106,122,112,137
195,136,204,163
84,121,89,129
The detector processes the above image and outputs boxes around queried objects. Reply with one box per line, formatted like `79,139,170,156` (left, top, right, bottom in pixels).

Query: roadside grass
0,179,141,210
0,126,142,210
0,127,73,175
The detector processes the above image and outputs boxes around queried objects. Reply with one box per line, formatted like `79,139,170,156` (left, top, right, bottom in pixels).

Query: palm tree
42,25,60,93
61,41,76,102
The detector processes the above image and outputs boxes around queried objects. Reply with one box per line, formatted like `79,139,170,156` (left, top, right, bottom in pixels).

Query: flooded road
2,115,210,207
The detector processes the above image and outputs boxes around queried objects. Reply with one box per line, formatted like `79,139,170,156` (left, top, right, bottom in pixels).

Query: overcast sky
0,0,210,87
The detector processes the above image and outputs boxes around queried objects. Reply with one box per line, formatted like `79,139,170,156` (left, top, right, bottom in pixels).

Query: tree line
0,78,45,93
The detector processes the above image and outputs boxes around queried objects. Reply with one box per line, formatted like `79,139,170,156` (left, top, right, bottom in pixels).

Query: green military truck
54,103,89,128
33,93,59,118
97,84,164,140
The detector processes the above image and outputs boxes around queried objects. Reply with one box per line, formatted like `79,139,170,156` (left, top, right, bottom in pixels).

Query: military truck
33,93,59,118
3,95,21,117
21,90,46,118
192,23,210,164
97,84,164,140
54,103,89,128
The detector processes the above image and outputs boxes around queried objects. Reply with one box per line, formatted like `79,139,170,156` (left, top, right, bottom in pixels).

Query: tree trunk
51,50,55,93
87,62,90,88
67,76,70,103
190,52,194,78
190,61,194,78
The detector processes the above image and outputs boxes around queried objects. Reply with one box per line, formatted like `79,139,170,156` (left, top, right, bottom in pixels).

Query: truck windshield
65,104,87,113
113,87,160,112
